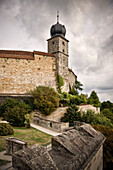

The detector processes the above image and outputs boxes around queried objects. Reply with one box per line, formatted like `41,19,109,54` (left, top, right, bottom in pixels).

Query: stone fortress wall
0,50,57,94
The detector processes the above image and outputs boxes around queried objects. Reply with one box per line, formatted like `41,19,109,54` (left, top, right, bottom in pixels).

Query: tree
101,109,113,124
69,80,83,95
75,80,83,94
101,101,113,112
61,104,81,126
31,86,59,115
92,125,113,170
79,93,88,104
88,90,101,107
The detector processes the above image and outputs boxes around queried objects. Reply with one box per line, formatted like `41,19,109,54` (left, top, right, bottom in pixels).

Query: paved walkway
30,123,61,136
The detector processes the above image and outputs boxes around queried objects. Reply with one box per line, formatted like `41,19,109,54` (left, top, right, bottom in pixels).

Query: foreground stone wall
85,145,103,170
0,51,57,94
12,124,105,170
6,137,27,156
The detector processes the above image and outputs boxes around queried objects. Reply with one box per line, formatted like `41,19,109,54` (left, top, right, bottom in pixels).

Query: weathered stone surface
12,144,57,170
33,114,69,132
6,137,27,156
49,124,105,170
0,53,57,94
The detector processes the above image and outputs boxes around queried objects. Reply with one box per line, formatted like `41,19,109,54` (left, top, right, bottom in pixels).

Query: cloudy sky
0,0,113,102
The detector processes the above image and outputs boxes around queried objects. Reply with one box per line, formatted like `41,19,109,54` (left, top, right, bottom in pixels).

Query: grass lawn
0,127,52,152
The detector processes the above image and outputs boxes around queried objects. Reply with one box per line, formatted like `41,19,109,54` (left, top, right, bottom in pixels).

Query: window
63,49,65,53
62,41,65,46
52,41,54,45
50,122,52,127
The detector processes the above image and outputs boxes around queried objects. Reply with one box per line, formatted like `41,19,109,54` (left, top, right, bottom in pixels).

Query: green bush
101,109,113,124
31,86,59,115
3,106,29,126
81,110,113,128
70,95,82,105
24,114,33,128
0,98,32,127
61,105,113,128
0,98,32,117
0,123,14,136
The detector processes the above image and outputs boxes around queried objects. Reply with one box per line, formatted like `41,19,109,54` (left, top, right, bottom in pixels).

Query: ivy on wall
57,74,64,93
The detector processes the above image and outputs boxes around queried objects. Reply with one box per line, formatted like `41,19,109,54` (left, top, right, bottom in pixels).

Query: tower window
63,49,65,53
62,42,65,46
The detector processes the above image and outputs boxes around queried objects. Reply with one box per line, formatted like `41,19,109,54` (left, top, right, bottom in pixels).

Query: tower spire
57,10,59,23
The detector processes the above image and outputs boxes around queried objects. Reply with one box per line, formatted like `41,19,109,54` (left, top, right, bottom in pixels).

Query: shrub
61,105,113,128
0,98,31,127
24,114,33,128
101,109,113,124
31,86,59,115
3,106,29,126
0,98,32,117
70,95,82,105
81,110,113,128
0,123,14,136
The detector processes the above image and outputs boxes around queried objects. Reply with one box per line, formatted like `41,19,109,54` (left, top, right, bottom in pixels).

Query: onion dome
50,11,66,38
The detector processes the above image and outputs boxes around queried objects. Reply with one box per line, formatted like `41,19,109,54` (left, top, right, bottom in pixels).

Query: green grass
0,159,11,166
0,127,52,152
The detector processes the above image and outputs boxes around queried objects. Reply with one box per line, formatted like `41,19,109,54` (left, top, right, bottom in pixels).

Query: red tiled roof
34,51,55,57
0,50,55,59
0,50,34,60
68,68,77,78
79,104,90,106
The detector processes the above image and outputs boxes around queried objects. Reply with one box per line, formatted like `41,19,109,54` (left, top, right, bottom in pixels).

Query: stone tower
47,12,69,92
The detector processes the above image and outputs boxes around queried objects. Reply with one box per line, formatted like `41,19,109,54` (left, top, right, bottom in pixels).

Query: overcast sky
0,0,113,102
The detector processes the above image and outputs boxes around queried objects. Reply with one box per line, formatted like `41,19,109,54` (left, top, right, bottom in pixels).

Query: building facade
0,16,76,94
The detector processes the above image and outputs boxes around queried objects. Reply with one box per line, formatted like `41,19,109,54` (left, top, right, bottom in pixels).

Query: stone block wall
0,51,57,94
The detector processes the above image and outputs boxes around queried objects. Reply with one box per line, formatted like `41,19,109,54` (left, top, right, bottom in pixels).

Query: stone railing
33,114,69,132
6,137,27,155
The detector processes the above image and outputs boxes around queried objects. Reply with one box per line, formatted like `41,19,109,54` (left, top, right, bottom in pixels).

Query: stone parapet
6,137,27,156
33,114,69,132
